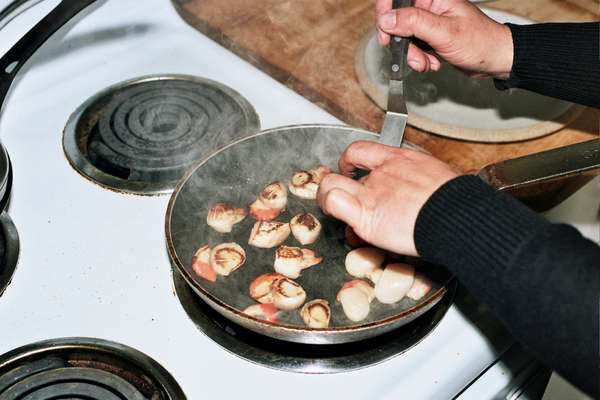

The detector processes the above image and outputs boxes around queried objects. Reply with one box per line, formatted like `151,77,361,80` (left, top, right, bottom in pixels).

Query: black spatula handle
389,0,414,81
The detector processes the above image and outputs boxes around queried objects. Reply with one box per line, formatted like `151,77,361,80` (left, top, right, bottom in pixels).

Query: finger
338,141,406,177
377,28,390,46
378,7,450,48
406,43,430,72
375,0,392,16
426,53,441,71
317,173,364,211
320,188,362,228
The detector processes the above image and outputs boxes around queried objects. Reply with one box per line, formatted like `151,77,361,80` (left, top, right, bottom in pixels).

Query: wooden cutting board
172,0,599,173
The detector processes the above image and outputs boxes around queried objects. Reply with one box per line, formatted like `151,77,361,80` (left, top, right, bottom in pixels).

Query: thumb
378,7,449,48
322,188,362,229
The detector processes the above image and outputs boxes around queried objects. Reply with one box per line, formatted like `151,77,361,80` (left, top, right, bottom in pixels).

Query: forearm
415,176,600,397
495,22,600,108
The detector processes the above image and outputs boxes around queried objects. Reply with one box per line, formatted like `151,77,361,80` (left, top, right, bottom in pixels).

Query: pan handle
478,139,600,190
0,0,99,109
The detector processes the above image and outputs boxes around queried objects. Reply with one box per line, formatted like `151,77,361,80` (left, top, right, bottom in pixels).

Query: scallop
406,273,432,301
290,213,322,245
191,245,216,282
337,280,375,322
206,203,247,233
274,245,322,279
288,166,330,199
243,303,280,323
345,247,386,284
248,221,291,248
374,263,415,304
209,243,246,276
300,299,331,328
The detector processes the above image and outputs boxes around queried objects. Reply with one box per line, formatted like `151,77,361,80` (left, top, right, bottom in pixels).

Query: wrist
488,23,514,79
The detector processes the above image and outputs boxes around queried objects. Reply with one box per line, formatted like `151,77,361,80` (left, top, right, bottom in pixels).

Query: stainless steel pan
166,124,453,345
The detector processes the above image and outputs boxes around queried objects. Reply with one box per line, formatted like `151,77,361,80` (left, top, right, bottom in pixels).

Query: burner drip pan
173,270,456,374
0,212,19,297
0,338,186,400
63,75,260,195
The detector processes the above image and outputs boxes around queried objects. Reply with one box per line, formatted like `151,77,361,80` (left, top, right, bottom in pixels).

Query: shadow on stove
173,269,457,374
0,212,19,297
0,338,186,400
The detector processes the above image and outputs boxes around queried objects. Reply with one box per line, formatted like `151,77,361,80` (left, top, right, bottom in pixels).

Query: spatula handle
389,0,414,81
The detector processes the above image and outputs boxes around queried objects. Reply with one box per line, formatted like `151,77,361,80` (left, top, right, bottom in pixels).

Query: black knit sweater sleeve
414,175,600,397
494,23,600,108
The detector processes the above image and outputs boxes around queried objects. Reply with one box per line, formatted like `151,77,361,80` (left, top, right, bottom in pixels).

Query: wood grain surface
172,0,599,172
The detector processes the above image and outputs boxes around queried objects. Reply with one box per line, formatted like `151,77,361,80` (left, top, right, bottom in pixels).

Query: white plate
355,8,583,142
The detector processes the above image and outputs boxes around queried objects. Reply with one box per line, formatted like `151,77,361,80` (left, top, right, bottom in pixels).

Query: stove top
173,270,457,374
63,74,260,195
0,338,185,400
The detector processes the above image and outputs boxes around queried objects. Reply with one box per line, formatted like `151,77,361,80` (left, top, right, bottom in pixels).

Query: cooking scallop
345,247,386,284
274,245,322,279
406,273,432,301
288,165,330,199
290,213,321,245
300,299,330,328
191,245,216,282
337,279,375,322
249,273,306,310
209,242,246,276
250,181,287,221
374,263,415,304
248,220,291,248
206,203,246,233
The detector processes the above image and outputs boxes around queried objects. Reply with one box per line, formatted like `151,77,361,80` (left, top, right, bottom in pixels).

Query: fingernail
408,59,420,70
378,12,396,30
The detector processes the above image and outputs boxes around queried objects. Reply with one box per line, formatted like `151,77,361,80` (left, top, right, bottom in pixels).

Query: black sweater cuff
494,23,600,108
415,175,550,271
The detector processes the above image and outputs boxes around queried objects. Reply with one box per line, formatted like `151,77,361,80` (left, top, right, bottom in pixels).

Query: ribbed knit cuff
414,175,551,274
494,22,600,108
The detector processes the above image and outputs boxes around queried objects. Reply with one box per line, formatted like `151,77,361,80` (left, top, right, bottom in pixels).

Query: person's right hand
376,0,513,78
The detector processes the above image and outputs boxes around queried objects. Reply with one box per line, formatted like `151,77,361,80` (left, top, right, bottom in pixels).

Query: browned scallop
274,245,322,279
209,243,246,276
248,220,291,248
191,245,216,282
248,273,306,310
288,166,331,199
249,181,287,221
206,203,247,233
290,213,322,245
300,299,331,328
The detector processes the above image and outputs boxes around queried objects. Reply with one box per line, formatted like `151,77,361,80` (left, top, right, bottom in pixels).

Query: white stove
0,0,596,398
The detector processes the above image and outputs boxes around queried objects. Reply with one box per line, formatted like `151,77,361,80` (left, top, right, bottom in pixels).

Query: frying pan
166,124,453,345
0,0,103,214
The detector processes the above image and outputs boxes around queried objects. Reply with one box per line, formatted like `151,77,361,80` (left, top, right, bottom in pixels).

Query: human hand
317,141,459,256
376,0,513,78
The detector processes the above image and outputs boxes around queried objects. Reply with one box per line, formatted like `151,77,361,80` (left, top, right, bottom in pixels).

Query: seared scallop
249,181,287,221
248,221,291,248
406,273,432,301
206,203,247,233
337,280,375,322
300,299,331,328
290,213,322,245
209,243,246,276
191,245,216,282
288,166,331,199
374,263,415,304
274,245,322,279
345,247,386,284
243,303,280,323
249,273,306,310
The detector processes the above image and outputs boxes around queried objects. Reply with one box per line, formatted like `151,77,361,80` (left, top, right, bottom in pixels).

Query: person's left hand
317,141,459,256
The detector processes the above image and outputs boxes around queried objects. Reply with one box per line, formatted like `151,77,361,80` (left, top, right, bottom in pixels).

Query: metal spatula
379,0,415,147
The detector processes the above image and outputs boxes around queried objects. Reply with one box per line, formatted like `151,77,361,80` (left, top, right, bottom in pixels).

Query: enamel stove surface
0,1,596,399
